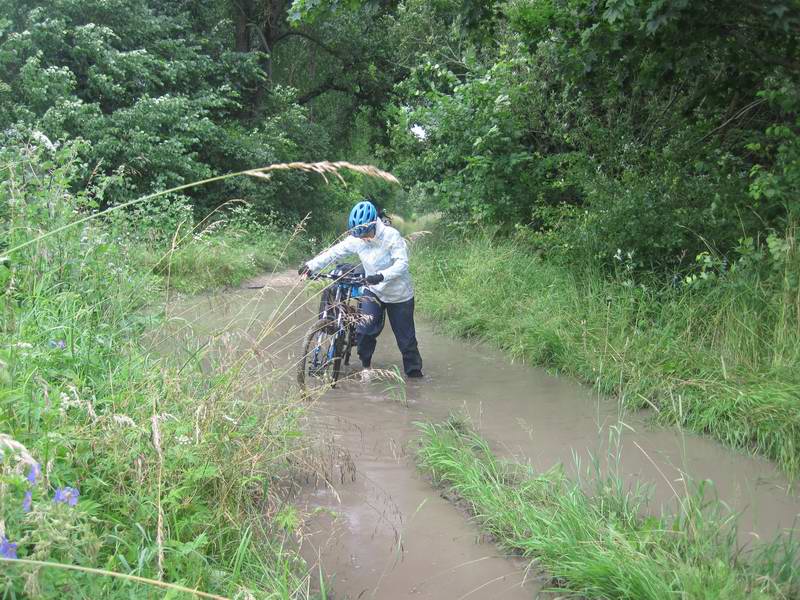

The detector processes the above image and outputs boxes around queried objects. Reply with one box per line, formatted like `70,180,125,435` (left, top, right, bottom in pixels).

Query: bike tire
297,318,343,391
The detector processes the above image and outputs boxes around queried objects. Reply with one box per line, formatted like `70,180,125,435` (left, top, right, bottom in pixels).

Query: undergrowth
412,235,800,476
131,234,294,294
417,419,800,599
115,196,304,294
0,142,314,596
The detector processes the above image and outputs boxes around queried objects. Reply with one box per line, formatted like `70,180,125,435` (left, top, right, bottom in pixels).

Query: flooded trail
168,273,800,599
298,398,538,599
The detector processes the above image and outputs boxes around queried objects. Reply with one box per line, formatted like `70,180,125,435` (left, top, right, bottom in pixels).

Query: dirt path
171,272,800,599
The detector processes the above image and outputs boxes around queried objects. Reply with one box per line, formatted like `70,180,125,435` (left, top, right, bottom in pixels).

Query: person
298,200,423,378
377,206,392,225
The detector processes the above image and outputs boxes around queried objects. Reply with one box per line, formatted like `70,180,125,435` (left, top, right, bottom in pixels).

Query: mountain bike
297,267,365,391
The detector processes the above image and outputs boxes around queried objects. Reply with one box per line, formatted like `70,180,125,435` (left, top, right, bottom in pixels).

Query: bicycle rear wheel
297,318,344,392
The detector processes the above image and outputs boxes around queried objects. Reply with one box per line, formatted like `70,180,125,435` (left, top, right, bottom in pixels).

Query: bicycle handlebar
308,272,365,286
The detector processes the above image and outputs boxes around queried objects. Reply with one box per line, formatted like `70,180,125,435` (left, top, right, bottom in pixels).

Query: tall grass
0,144,326,597
388,213,441,237
411,234,800,475
130,231,298,294
418,419,800,599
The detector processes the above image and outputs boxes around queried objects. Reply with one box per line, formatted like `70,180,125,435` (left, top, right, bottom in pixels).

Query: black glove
365,273,384,285
298,264,310,277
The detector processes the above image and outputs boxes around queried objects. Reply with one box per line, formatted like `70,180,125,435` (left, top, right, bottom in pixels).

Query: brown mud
163,272,800,599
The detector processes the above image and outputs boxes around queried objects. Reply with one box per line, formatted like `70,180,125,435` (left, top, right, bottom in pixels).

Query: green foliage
111,195,304,293
377,0,800,480
384,0,800,273
749,81,800,219
0,0,349,232
411,234,800,475
288,0,362,24
0,135,312,597
417,420,800,599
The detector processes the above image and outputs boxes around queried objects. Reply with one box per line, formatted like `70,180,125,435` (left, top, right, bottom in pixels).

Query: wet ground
166,272,800,599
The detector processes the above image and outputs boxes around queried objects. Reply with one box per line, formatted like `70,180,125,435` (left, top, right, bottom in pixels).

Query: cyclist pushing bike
298,200,424,379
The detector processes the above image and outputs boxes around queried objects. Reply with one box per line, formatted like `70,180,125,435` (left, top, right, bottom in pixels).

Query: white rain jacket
306,220,414,303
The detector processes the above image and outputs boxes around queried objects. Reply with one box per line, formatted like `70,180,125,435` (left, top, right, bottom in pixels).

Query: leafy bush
0,0,349,232
385,0,800,274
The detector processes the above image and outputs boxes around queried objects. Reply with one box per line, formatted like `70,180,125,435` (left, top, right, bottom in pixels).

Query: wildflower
22,490,32,513
26,462,41,484
13,342,33,349
0,537,17,559
30,130,57,152
53,486,79,506
48,340,67,350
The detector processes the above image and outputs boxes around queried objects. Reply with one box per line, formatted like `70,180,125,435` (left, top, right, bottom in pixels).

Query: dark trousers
356,291,423,375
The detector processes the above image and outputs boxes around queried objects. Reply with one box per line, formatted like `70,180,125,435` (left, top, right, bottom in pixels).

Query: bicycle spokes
309,333,333,377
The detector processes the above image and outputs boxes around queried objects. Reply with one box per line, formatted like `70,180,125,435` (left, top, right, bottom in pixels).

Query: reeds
1,160,400,263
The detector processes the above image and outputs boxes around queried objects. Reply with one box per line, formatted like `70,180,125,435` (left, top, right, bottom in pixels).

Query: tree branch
247,22,272,52
297,79,352,104
273,30,343,60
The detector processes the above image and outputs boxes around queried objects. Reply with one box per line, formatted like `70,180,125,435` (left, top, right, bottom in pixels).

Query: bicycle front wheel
297,318,343,392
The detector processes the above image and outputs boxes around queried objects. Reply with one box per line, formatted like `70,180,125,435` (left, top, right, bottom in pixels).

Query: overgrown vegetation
386,0,800,273
277,0,800,476
418,419,800,599
118,195,302,293
412,235,800,475
0,0,365,230
0,141,313,596
2,0,799,594
384,3,800,475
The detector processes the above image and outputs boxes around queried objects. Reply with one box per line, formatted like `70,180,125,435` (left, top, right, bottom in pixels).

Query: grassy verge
418,419,799,599
119,200,306,294
1,148,314,596
130,232,299,294
411,235,800,475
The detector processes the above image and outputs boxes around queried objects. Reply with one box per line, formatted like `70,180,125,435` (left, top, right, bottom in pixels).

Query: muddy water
167,275,799,599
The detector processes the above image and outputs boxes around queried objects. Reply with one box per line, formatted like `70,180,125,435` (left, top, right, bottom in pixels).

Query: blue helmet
348,200,378,237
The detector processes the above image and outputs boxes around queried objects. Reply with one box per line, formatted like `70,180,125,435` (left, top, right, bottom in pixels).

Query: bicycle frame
309,273,364,374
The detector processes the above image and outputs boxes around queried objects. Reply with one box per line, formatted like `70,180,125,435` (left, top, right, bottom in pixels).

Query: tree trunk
233,0,252,52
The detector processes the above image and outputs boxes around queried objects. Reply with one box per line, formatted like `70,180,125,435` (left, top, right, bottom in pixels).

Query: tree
0,0,347,229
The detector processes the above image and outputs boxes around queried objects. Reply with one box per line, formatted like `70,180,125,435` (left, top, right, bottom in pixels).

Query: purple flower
26,462,41,485
48,340,66,350
22,490,32,513
0,537,17,559
53,486,79,506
